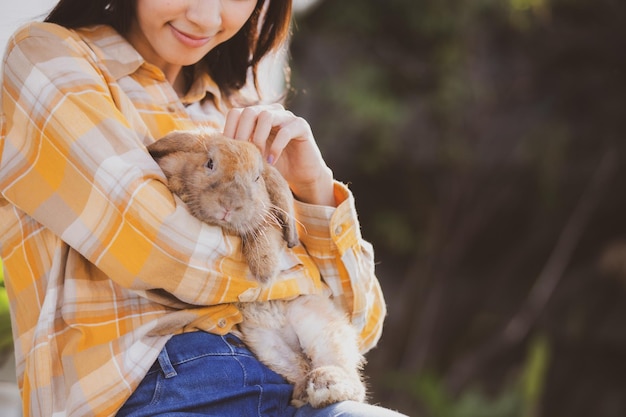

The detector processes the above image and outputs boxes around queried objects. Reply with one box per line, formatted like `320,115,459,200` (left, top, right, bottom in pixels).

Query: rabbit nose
219,196,242,212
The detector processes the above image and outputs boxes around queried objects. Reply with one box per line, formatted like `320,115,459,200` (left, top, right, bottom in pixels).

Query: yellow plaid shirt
0,22,386,416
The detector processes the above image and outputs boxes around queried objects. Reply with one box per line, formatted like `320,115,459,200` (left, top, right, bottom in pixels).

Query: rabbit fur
147,129,366,408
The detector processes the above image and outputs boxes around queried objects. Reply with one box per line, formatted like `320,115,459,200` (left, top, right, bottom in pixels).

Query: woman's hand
224,104,336,207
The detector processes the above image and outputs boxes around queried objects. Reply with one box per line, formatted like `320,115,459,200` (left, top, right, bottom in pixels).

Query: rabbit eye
206,158,214,170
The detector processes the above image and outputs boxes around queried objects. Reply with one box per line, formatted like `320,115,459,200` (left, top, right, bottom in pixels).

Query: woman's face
128,0,257,82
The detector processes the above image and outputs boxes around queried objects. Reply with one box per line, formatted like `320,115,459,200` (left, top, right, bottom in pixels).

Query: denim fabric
116,332,407,417
294,401,409,417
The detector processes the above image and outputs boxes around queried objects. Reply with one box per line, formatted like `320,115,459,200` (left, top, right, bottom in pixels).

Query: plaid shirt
0,22,386,417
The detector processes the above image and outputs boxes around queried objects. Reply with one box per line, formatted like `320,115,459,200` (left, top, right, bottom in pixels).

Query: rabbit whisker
269,203,306,232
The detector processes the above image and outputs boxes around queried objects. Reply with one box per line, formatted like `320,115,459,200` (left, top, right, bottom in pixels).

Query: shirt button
167,105,177,112
217,318,227,328
334,225,343,235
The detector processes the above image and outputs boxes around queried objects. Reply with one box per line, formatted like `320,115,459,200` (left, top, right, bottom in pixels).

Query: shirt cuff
293,181,361,255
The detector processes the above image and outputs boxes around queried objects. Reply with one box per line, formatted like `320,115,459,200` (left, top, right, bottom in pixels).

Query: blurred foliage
0,259,12,361
290,0,626,416
386,335,549,417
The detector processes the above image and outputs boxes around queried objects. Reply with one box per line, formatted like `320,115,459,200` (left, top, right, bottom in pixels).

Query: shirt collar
75,25,145,80
182,72,225,111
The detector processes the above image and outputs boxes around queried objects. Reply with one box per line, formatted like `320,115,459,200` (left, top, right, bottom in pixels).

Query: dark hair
45,0,293,100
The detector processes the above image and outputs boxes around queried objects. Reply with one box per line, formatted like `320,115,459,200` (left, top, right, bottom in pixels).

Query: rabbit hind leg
286,295,366,408
239,323,311,406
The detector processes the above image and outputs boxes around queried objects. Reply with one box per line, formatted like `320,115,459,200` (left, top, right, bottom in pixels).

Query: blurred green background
0,261,13,362
288,0,626,416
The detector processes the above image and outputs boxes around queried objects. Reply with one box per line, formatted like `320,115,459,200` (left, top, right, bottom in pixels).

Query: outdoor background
287,1,625,416
2,1,626,416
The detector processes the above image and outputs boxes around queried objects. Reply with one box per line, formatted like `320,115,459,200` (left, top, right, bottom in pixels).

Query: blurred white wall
0,1,57,64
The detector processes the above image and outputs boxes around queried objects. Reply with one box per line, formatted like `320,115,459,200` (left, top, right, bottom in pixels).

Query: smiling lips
169,24,213,48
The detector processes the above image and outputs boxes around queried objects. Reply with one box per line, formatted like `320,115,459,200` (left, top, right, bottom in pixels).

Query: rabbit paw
306,366,366,408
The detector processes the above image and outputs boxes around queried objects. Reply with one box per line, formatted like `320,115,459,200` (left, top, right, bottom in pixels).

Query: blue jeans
116,332,406,417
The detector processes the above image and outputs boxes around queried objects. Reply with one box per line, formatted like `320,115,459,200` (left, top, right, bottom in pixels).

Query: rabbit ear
263,164,299,248
147,130,209,160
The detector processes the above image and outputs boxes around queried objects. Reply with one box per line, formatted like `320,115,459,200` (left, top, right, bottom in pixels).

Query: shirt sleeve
293,182,387,353
0,23,257,306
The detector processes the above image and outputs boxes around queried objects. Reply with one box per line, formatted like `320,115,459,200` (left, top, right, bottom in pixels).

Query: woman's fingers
222,104,333,204
224,104,306,163
224,103,285,140
223,107,242,139
250,109,275,153
268,116,311,162
224,107,258,141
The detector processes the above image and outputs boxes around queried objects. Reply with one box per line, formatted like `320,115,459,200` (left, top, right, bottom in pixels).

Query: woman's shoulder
4,22,83,64
3,22,141,83
9,21,78,46
5,22,118,61
2,22,74,72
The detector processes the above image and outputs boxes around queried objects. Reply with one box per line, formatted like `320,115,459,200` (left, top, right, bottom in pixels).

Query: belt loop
157,346,178,379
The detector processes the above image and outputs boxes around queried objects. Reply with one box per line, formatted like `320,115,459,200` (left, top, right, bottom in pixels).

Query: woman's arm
223,104,387,352
293,185,386,353
0,23,256,306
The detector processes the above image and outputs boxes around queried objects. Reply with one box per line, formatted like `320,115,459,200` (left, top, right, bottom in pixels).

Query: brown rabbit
147,129,298,281
148,129,366,408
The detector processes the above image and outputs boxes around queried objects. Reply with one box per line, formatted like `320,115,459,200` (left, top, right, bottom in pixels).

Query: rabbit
147,129,367,408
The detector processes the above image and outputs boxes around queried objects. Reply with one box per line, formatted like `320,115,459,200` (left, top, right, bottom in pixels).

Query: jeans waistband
149,332,251,376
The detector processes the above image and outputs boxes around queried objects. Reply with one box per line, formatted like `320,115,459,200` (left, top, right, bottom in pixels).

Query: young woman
0,0,404,415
